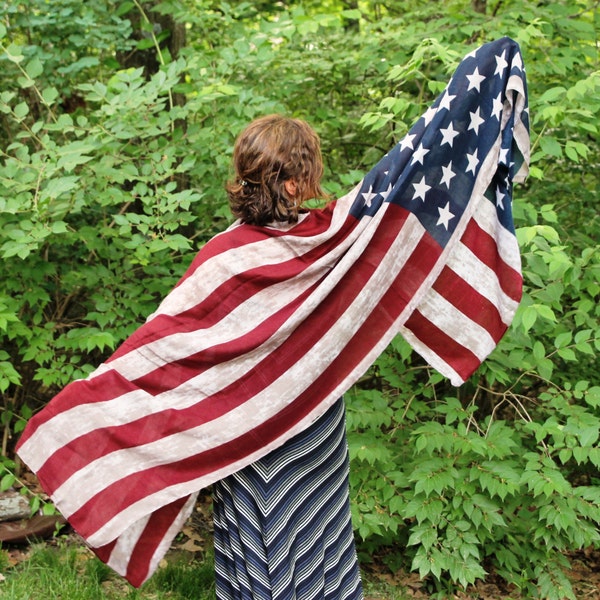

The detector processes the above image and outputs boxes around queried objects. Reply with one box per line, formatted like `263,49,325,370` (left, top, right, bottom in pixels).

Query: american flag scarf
17,37,529,587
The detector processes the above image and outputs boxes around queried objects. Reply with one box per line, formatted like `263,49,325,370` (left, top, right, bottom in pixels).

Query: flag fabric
16,37,529,587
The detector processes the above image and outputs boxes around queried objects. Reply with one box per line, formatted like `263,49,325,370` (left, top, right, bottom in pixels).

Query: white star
440,122,459,147
440,161,456,188
466,149,479,174
491,93,503,120
361,185,378,207
438,92,456,112
494,50,508,77
495,186,505,210
511,53,523,71
499,147,509,165
411,143,430,165
422,105,437,126
468,107,485,135
379,182,393,201
437,202,455,230
466,67,486,92
399,133,416,152
412,176,431,201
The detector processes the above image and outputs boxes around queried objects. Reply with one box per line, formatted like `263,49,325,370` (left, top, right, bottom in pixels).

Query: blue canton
351,37,528,249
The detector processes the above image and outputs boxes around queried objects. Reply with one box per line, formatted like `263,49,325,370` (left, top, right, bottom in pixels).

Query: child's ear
284,179,298,198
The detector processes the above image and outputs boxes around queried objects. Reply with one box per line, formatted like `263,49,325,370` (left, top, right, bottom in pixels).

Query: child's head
226,114,324,226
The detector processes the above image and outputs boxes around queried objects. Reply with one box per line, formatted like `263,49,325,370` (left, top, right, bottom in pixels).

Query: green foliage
0,1,598,599
349,354,600,599
1,542,216,599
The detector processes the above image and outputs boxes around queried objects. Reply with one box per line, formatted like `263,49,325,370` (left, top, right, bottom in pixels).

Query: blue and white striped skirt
213,397,364,599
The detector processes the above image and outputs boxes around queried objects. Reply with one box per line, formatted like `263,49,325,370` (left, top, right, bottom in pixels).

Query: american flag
17,37,529,587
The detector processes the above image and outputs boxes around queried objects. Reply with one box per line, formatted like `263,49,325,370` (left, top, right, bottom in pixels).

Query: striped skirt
212,397,364,599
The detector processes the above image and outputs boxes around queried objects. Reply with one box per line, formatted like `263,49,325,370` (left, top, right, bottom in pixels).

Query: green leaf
42,502,57,516
116,1,135,16
0,472,16,492
585,387,600,408
30,496,40,515
56,142,97,171
0,361,22,392
579,427,599,448
539,135,562,157
533,341,546,361
341,9,362,19
136,37,156,51
42,87,60,105
407,524,437,549
536,304,557,323
521,306,537,332
564,142,579,162
538,86,566,102
17,75,35,89
42,176,80,199
13,101,29,119
557,347,576,361
554,332,572,349
26,57,44,79
5,43,24,63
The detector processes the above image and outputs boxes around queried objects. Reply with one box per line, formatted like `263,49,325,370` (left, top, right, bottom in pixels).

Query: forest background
0,1,598,599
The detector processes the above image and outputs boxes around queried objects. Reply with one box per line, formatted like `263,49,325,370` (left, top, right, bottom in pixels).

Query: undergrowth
0,541,215,600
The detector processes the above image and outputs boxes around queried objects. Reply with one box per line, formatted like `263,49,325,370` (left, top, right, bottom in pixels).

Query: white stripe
507,71,530,182
55,214,428,544
93,208,366,382
18,197,403,470
95,260,343,382
19,186,369,468
146,184,362,320
143,493,197,585
472,197,521,274
104,496,196,585
446,242,519,325
415,288,497,360
105,512,151,577
399,325,463,386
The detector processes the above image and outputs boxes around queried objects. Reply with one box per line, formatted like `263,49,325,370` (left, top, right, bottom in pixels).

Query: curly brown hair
226,114,325,226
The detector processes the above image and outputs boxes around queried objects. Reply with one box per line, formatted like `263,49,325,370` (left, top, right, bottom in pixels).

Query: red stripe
14,371,141,446
91,539,116,565
404,310,481,382
125,495,191,587
460,219,522,302
109,212,356,361
89,495,191,588
172,201,339,288
65,208,442,539
16,205,353,446
433,267,507,342
31,214,362,490
33,284,318,492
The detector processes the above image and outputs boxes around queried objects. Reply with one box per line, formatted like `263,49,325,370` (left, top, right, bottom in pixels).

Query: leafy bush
1,1,598,599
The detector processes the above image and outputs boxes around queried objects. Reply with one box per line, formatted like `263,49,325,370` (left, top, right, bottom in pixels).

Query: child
16,37,528,598
214,115,364,599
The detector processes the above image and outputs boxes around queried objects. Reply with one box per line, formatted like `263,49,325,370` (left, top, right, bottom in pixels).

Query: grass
0,541,216,600
0,538,412,600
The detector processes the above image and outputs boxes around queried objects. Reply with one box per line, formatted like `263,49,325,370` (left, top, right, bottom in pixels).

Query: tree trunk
341,0,360,32
117,1,186,84
472,0,487,14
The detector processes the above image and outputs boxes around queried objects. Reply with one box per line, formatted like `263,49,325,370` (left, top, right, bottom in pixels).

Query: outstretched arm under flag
17,37,529,587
